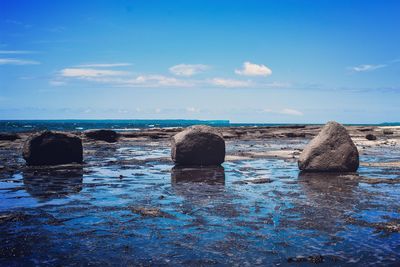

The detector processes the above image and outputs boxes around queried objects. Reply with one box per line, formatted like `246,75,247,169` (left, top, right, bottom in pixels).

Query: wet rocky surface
1,125,400,266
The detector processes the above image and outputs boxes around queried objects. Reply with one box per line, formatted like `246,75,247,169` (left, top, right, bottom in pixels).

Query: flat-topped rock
0,133,20,141
298,121,359,172
84,129,118,143
171,125,225,166
23,131,83,166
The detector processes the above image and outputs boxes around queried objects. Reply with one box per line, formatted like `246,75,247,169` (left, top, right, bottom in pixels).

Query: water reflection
170,165,227,209
295,172,360,232
23,167,83,200
171,165,225,185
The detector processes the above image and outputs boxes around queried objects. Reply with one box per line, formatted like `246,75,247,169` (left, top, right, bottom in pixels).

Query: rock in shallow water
23,131,83,166
84,129,118,143
171,125,225,166
298,121,359,172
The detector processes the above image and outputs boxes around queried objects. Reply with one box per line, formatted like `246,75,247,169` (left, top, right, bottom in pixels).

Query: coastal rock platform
1,125,400,266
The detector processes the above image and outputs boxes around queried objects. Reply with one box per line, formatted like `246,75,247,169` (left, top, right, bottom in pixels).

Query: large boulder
171,125,225,166
298,121,359,172
84,129,118,143
23,131,83,166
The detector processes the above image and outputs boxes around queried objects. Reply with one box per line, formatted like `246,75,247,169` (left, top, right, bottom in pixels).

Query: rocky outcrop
298,121,359,172
84,129,118,143
0,133,20,141
23,131,83,166
171,125,225,166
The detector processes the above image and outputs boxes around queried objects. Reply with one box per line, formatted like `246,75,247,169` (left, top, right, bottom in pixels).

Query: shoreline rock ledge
23,131,83,166
171,125,225,166
298,121,359,172
84,129,118,143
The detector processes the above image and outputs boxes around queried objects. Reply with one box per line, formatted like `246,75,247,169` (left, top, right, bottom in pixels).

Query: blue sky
0,0,399,123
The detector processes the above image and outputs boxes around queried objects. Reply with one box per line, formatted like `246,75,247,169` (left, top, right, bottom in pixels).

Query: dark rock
84,129,118,143
365,133,377,141
287,255,324,263
298,121,359,172
129,206,175,219
383,129,394,135
0,132,20,141
23,131,83,166
233,178,273,185
359,128,373,132
285,132,306,138
171,125,225,166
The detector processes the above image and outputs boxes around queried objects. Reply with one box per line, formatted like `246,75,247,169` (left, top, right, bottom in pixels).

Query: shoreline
1,125,399,174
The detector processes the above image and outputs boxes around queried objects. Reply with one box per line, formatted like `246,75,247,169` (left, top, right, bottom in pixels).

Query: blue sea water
1,119,399,132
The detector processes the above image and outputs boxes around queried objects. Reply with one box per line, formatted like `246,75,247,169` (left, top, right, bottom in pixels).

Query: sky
0,0,399,123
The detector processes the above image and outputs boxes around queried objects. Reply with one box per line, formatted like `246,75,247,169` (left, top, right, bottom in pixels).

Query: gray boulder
298,121,359,172
171,125,225,166
23,131,83,166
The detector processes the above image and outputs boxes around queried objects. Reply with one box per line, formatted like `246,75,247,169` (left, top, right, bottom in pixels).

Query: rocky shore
1,124,399,175
1,124,400,265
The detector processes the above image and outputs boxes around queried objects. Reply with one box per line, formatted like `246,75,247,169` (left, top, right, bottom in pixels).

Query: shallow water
1,140,400,266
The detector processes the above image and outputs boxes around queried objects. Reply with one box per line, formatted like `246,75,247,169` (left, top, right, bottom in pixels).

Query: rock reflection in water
23,167,83,200
171,165,225,200
171,165,225,185
296,172,359,232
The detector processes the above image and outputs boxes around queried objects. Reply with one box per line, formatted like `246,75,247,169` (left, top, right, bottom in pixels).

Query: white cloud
263,81,291,88
235,61,272,76
0,58,40,65
280,108,303,116
78,63,132,68
186,107,200,113
60,67,193,87
263,108,304,116
127,75,193,87
60,68,129,78
211,78,252,88
0,50,35,54
169,64,209,76
49,80,67,86
350,64,386,72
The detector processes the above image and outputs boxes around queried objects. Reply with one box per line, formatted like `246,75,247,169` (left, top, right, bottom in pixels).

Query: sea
0,119,399,132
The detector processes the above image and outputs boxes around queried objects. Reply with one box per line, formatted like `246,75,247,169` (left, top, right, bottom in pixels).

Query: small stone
365,134,377,141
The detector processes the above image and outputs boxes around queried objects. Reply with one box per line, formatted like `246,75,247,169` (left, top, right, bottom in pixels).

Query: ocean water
1,119,399,133
0,120,230,132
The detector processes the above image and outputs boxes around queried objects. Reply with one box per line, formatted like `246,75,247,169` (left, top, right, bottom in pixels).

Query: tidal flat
1,125,400,266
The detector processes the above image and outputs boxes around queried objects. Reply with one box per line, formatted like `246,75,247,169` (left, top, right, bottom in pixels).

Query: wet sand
1,125,400,266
